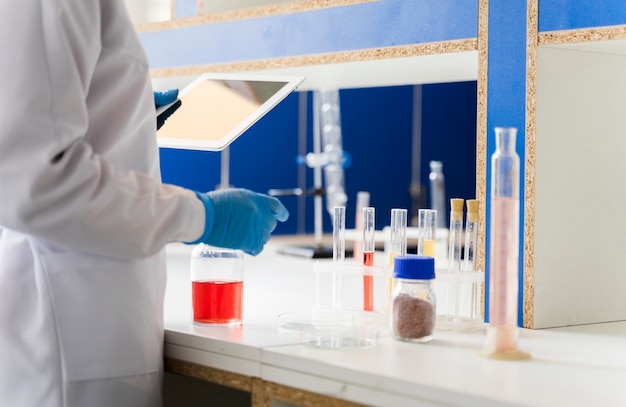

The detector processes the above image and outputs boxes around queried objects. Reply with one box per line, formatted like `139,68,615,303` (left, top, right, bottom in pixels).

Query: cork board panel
476,0,488,277
538,25,626,46
475,0,488,320
265,380,368,407
523,0,538,329
139,0,376,32
149,39,478,79
164,358,255,392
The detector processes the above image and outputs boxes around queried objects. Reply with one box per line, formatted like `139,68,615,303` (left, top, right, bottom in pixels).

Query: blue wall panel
340,85,414,231
539,0,626,32
421,81,477,221
140,0,478,69
485,1,527,326
159,82,477,238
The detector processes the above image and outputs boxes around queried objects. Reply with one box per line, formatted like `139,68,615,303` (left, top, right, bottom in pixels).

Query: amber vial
390,255,436,343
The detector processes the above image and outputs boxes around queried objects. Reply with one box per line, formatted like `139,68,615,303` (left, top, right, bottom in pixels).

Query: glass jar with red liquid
191,244,244,326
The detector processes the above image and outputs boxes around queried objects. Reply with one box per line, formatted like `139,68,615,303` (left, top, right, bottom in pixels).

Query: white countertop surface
164,240,626,407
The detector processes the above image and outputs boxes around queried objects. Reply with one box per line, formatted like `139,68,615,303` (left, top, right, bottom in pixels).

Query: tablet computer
156,73,304,151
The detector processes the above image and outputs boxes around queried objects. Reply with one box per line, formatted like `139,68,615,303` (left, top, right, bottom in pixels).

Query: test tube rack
434,268,484,332
312,260,392,331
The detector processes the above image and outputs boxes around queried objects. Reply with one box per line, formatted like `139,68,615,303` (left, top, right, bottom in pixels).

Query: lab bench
162,240,626,407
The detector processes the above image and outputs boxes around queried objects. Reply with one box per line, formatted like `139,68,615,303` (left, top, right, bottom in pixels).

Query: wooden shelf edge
136,0,377,32
538,25,626,46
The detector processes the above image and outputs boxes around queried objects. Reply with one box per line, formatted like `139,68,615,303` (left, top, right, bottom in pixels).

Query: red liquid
363,251,374,311
192,280,243,324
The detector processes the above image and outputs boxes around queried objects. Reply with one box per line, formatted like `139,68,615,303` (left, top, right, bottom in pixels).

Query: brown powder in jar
392,294,435,339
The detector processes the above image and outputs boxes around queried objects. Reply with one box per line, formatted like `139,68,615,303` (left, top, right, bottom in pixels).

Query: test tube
333,206,346,263
362,207,375,312
447,198,464,271
417,209,437,257
389,208,408,264
332,206,346,308
353,192,370,261
463,200,480,322
463,200,479,272
483,127,526,358
388,208,407,301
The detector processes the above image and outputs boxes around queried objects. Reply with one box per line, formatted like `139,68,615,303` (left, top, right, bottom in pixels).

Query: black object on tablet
155,73,304,151
156,99,182,130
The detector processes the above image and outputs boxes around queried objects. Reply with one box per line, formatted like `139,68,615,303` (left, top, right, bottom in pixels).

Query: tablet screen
156,73,304,151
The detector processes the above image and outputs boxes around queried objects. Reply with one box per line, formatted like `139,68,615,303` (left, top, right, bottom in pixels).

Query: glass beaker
191,244,244,326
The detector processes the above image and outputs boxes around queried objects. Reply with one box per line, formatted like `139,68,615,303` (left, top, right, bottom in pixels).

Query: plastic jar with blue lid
390,255,436,342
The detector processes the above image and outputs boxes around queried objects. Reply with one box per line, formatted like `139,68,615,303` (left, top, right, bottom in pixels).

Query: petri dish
278,310,353,331
301,324,378,350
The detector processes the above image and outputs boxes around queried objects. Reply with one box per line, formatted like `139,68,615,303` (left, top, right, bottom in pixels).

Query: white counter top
164,241,626,407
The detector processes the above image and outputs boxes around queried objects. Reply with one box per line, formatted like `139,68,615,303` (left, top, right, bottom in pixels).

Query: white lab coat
0,1,205,406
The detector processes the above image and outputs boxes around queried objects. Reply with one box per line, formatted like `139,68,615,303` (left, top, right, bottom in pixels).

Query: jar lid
393,255,435,280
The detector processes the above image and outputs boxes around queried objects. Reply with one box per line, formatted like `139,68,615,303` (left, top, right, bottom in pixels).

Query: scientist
0,1,288,406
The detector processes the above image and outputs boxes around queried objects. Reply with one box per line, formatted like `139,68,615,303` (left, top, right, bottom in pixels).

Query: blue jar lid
393,255,435,280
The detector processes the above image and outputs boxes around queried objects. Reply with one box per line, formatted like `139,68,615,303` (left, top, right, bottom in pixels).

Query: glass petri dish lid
278,310,354,331
301,323,378,350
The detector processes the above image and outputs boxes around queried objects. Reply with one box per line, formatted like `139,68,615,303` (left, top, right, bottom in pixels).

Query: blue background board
539,0,626,32
140,0,478,69
175,0,198,19
485,1,527,326
159,82,477,237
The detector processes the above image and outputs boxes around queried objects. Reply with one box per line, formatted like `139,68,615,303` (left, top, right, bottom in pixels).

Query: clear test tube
389,208,408,264
417,209,437,257
463,199,481,321
388,209,407,302
332,206,346,309
333,206,346,263
362,207,375,311
463,200,479,272
353,192,370,261
447,198,465,272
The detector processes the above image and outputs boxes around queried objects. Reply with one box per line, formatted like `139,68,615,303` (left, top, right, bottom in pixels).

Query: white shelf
152,50,478,92
242,51,479,91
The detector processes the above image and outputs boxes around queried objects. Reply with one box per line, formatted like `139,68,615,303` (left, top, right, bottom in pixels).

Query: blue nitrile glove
154,89,178,107
154,89,180,130
192,188,289,256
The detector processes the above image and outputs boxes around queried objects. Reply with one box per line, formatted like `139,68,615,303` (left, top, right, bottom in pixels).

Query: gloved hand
154,89,181,130
154,89,178,107
192,188,289,256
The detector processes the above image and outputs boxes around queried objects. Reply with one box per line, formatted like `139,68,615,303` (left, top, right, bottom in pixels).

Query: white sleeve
0,0,205,259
